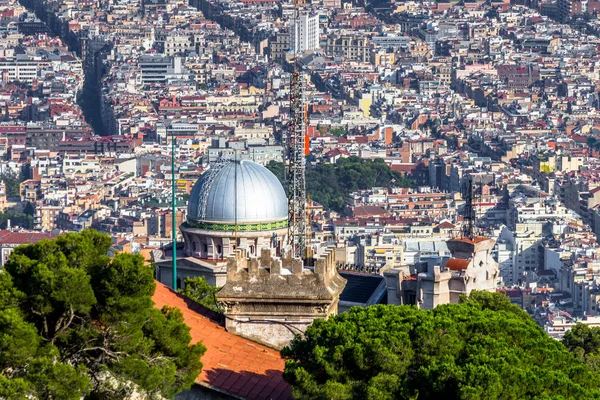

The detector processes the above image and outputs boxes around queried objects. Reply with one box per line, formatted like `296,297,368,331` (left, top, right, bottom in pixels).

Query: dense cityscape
3,0,600,397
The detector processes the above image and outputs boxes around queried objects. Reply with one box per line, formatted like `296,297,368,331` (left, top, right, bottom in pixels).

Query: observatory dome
187,160,288,225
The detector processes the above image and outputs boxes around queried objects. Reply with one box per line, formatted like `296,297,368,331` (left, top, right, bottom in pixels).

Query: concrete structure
137,55,187,84
217,247,346,349
291,13,320,54
384,237,500,309
207,138,283,165
156,156,347,350
325,33,371,62
269,31,290,63
545,316,600,340
164,34,193,56
496,225,544,286
138,55,171,84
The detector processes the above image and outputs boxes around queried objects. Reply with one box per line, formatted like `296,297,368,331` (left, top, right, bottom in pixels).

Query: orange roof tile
0,230,58,245
436,221,456,229
449,236,491,245
446,258,471,271
152,282,291,400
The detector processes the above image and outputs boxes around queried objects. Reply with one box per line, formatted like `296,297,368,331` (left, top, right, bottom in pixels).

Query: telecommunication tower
285,0,308,259
462,176,474,240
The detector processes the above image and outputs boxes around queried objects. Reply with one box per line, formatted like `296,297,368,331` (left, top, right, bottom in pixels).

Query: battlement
225,247,340,289
217,246,347,349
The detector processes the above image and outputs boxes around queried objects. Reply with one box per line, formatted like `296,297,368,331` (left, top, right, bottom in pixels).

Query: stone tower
217,247,347,349
384,236,500,310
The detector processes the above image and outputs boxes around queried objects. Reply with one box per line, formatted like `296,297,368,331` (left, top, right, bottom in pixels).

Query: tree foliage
267,157,414,212
23,201,35,216
0,230,205,399
267,159,285,184
179,276,221,312
329,127,347,137
588,137,600,152
0,168,24,197
282,291,600,400
0,210,33,229
563,323,600,371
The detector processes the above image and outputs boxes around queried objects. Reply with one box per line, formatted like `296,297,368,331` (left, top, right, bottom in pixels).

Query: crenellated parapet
217,247,346,349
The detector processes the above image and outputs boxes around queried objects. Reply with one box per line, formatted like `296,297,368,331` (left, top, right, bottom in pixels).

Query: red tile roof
353,205,390,217
449,236,491,245
446,258,471,271
436,221,456,229
0,230,58,245
152,282,291,400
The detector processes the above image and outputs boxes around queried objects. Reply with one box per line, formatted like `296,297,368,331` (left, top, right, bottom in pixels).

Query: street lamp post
171,133,177,291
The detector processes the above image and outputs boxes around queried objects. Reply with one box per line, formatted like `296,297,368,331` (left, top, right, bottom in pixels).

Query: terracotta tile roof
352,205,390,217
152,282,291,400
446,258,471,271
448,236,491,245
0,230,58,245
436,221,456,229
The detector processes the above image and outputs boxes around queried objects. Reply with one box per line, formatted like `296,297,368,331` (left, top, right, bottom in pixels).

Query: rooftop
339,272,386,304
152,282,291,400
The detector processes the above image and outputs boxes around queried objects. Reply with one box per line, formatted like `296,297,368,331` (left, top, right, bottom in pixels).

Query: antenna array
285,0,308,259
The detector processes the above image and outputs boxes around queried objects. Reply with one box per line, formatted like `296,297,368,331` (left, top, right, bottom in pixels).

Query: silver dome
187,160,288,224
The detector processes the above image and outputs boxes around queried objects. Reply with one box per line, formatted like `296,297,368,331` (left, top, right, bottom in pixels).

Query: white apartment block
164,35,193,56
291,13,320,54
0,60,40,83
496,224,544,286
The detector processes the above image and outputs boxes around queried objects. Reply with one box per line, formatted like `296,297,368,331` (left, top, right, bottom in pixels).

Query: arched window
217,245,222,258
203,243,208,253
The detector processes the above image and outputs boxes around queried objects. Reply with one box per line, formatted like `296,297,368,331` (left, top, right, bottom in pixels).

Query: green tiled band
184,219,288,231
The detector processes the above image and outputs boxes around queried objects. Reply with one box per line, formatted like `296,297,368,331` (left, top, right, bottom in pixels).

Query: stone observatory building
218,247,347,349
182,159,289,260
154,158,346,349
154,159,290,289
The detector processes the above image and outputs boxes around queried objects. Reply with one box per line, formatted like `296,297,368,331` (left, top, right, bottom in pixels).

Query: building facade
291,13,320,54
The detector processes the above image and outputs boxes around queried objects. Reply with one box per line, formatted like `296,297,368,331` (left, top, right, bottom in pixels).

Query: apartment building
497,64,541,89
291,13,320,54
326,33,371,62
0,59,40,83
137,55,189,83
164,34,193,56
269,31,290,63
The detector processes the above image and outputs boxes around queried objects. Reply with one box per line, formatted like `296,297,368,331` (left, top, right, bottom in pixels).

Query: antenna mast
463,176,474,240
286,0,307,259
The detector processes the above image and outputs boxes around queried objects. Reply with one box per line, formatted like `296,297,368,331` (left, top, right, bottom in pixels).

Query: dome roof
187,160,288,224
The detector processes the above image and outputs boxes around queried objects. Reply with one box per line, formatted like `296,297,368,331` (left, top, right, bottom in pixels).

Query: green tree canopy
0,210,33,229
588,137,600,152
563,323,600,371
0,230,205,399
0,168,24,197
282,291,600,400
179,276,221,312
23,202,35,216
267,157,414,213
329,127,347,137
267,159,285,184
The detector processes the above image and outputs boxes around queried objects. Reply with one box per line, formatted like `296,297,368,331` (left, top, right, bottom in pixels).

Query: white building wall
291,13,320,54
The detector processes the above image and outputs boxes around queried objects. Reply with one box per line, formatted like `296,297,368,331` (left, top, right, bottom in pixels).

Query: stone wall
217,247,346,349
